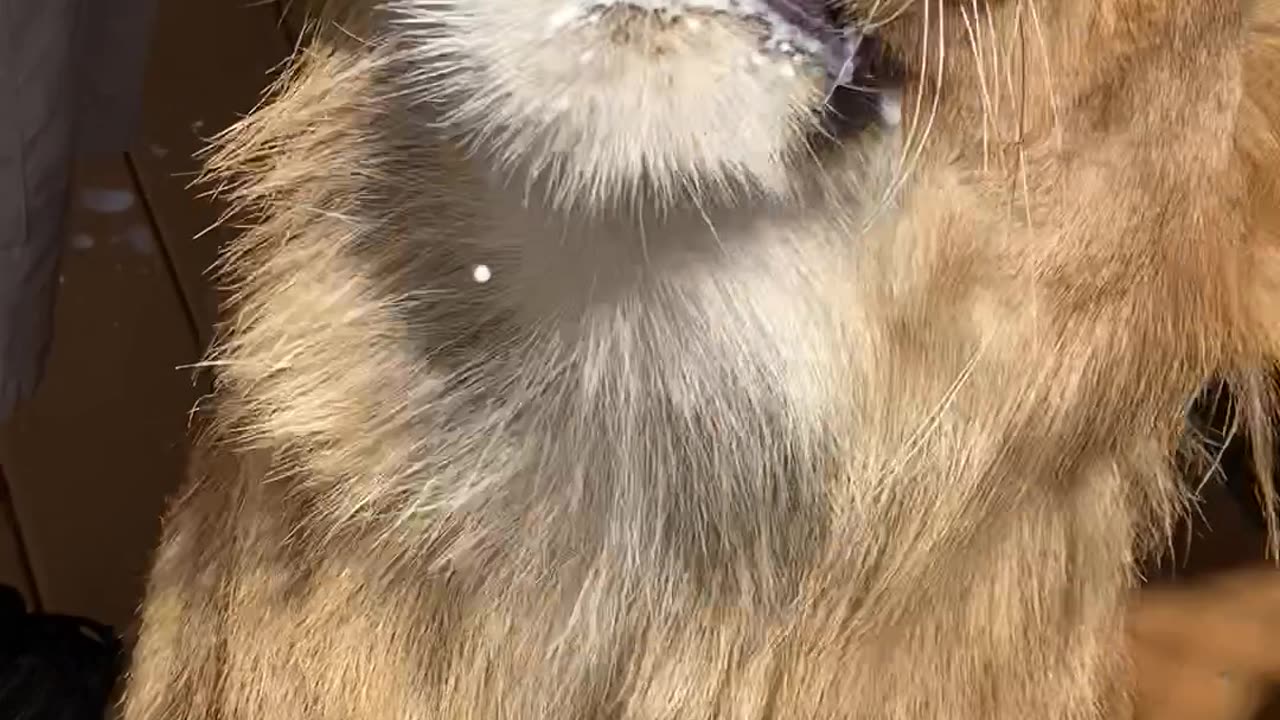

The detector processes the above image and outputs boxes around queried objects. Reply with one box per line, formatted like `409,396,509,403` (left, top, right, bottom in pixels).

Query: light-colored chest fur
487,181,865,422
401,158,892,605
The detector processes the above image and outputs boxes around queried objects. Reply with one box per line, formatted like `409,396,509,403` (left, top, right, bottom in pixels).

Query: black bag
0,585,122,719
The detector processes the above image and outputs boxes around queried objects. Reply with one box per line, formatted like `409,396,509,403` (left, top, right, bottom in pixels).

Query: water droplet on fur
548,5,578,31
880,90,903,127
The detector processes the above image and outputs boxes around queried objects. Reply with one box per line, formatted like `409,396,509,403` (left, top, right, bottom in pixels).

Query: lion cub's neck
474,175,863,427
394,170,873,605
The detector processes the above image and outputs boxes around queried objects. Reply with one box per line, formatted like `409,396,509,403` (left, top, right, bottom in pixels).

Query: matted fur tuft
123,0,1280,718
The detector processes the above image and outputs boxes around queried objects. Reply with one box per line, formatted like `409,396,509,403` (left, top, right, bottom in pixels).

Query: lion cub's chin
392,0,875,206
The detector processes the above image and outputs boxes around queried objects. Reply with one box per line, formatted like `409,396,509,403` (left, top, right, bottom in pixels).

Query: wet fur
122,0,1280,717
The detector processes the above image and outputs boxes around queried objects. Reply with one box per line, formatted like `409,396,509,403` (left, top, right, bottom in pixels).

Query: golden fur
122,0,1280,717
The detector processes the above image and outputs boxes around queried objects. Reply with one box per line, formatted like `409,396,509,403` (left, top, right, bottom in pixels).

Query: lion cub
122,0,1280,718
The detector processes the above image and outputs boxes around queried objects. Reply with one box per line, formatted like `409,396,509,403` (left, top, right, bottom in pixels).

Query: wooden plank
128,0,291,348
0,153,201,633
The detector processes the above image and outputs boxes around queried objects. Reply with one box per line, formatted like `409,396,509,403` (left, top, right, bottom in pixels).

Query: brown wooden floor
0,0,1273,712
0,0,306,633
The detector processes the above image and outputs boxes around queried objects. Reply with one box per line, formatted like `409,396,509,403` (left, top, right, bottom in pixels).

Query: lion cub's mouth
560,1,893,132
561,1,864,85
738,0,863,88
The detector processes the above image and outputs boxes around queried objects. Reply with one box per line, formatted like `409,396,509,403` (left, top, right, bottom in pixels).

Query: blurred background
0,0,321,639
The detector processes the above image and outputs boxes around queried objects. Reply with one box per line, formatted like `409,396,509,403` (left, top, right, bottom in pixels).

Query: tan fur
121,0,1280,718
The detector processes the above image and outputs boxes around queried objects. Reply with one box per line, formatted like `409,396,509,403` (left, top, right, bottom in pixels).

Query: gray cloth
0,0,156,420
